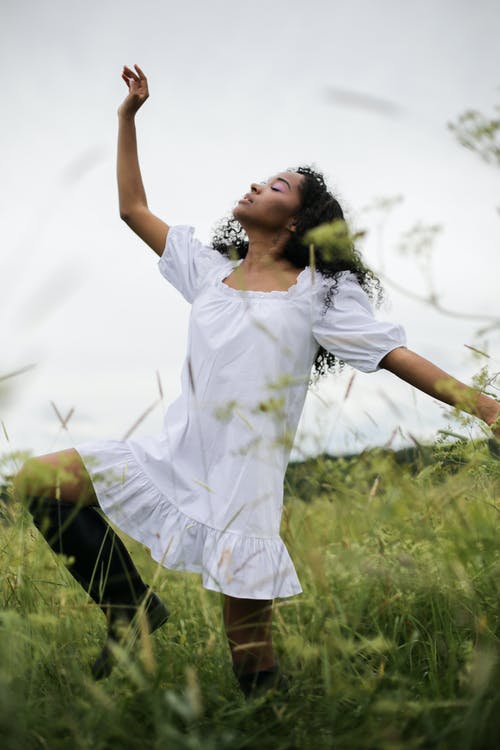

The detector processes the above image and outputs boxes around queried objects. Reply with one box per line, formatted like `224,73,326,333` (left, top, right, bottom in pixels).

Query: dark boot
27,495,169,679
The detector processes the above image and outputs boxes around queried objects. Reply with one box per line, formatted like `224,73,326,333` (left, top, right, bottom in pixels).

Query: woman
15,65,500,697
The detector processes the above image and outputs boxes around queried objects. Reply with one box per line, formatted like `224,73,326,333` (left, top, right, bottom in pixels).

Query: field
1,437,499,750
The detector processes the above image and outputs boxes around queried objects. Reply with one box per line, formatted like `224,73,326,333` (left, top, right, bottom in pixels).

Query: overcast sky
1,0,499,470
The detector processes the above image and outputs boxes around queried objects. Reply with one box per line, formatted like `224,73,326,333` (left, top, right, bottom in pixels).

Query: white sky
1,0,499,468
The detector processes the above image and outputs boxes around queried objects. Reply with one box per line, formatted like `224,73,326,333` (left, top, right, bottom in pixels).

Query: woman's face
233,171,304,233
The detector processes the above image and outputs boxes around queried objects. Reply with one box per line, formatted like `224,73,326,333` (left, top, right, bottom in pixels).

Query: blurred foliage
448,103,500,167
1,434,500,749
358,93,500,345
303,219,366,267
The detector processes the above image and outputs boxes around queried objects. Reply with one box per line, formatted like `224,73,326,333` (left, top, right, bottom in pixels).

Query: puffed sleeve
158,225,229,303
312,271,407,373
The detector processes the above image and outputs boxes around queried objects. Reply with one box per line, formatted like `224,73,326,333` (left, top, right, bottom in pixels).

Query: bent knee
14,450,96,506
14,456,54,501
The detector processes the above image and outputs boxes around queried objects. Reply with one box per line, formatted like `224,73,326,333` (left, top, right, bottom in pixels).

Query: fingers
122,64,147,81
122,65,138,80
121,64,148,99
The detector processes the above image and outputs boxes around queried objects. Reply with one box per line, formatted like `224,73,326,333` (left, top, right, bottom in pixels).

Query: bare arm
380,347,500,438
117,64,169,257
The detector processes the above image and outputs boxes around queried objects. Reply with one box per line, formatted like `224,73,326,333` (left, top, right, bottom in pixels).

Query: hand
490,409,500,440
118,64,149,119
485,401,500,440
485,405,500,459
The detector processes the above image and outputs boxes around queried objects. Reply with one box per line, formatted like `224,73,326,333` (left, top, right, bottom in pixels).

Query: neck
242,227,291,272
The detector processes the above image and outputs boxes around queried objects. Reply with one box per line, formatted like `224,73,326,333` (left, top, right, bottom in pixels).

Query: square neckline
217,259,310,299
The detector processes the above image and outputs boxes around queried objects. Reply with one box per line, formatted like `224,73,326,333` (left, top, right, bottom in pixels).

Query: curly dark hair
210,166,383,384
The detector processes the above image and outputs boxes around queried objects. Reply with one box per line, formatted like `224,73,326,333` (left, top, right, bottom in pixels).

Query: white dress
75,225,406,600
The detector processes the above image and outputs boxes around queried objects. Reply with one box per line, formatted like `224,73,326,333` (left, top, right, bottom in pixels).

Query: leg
14,449,169,678
15,450,146,601
14,448,99,507
223,595,288,697
223,596,276,675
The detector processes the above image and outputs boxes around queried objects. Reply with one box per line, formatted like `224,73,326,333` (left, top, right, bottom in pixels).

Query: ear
286,216,298,233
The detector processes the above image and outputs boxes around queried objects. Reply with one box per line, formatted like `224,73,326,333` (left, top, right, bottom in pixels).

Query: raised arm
117,64,169,257
380,347,500,439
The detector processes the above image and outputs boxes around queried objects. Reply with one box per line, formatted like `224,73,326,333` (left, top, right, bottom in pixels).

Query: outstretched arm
379,347,500,438
117,64,169,256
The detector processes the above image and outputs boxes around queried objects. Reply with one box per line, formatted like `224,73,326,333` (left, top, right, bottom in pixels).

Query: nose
250,182,262,193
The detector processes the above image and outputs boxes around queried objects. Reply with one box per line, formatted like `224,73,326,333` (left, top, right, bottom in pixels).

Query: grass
1,436,499,749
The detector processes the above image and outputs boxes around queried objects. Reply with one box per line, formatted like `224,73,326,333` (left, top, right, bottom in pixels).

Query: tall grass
1,437,499,750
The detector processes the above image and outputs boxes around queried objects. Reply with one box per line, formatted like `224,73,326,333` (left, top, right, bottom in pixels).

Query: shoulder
314,269,358,290
314,270,366,308
158,224,232,303
161,224,230,266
